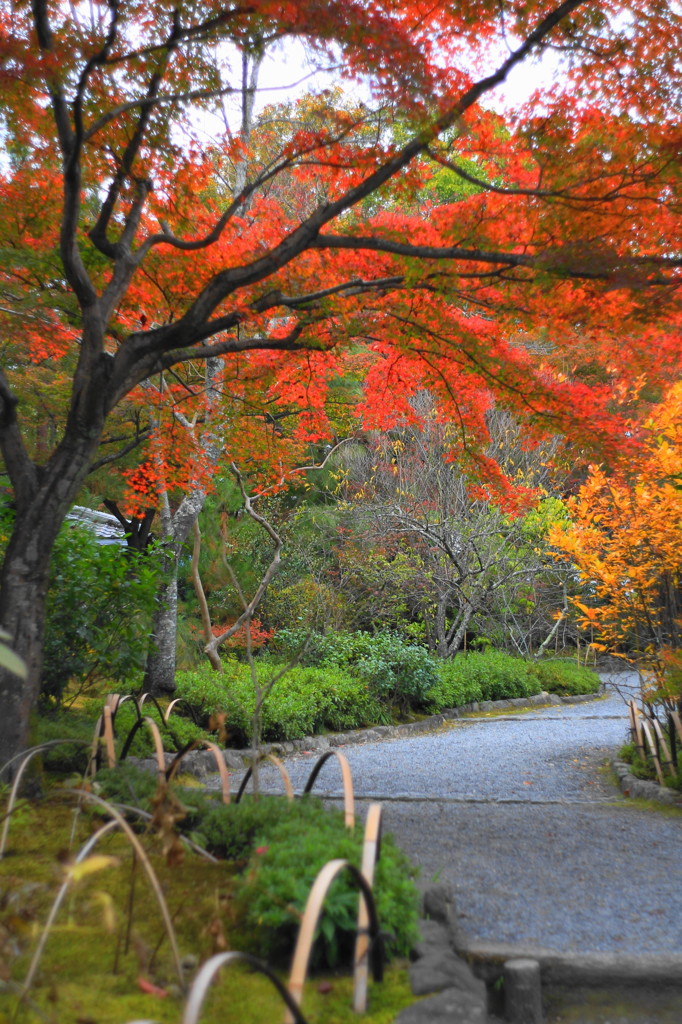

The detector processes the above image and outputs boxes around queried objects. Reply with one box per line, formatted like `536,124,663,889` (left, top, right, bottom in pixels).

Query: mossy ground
0,791,414,1024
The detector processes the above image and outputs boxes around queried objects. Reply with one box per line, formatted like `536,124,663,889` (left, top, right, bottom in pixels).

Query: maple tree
1,0,682,768
549,382,682,708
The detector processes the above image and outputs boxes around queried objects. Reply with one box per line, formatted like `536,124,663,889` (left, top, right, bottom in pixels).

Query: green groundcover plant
93,767,420,971
618,741,682,792
232,803,419,969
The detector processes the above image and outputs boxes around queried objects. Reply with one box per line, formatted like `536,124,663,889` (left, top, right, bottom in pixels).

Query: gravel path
216,673,682,955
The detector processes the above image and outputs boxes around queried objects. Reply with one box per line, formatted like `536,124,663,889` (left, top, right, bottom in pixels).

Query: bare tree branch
87,425,153,473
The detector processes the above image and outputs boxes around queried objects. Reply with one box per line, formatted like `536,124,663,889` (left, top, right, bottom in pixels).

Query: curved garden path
223,673,682,956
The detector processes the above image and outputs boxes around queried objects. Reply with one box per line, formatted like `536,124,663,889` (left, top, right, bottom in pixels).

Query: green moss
0,790,417,1024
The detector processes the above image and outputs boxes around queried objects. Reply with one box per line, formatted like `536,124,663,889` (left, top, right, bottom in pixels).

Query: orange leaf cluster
550,382,682,701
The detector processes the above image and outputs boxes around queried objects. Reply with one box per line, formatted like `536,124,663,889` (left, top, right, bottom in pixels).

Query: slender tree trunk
143,568,179,695
435,596,449,658
446,604,476,658
190,521,223,672
141,353,224,694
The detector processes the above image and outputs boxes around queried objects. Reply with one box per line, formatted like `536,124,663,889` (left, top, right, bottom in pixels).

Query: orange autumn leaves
550,382,682,704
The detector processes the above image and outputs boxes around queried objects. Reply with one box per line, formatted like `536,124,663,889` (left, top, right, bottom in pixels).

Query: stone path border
160,690,603,777
400,883,682,1024
611,757,682,806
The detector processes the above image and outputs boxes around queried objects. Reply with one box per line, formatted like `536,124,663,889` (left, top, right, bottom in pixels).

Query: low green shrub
269,629,439,710
92,771,420,971
195,794,326,860
425,662,484,711
170,661,253,741
427,650,541,711
34,711,96,774
174,662,386,745
464,650,543,701
113,701,208,757
234,802,419,968
530,660,600,695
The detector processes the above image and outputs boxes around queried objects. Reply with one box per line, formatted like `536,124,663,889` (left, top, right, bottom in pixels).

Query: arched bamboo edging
285,859,383,1023
167,741,231,804
89,706,118,777
303,750,355,829
671,710,682,747
235,754,294,803
0,741,89,859
103,704,116,766
353,802,383,1013
164,697,200,725
90,693,139,776
118,715,167,775
108,692,141,720
182,951,309,1024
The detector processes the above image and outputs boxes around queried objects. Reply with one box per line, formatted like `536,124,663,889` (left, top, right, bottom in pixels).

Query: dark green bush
113,701,208,757
234,803,419,968
196,794,325,860
95,761,163,810
41,521,161,705
530,660,600,695
34,711,96,774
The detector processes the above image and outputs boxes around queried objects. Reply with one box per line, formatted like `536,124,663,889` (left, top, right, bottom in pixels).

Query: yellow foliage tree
549,384,682,708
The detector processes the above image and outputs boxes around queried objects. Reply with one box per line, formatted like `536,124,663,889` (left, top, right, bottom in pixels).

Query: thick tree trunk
0,552,50,775
0,438,99,775
434,594,476,659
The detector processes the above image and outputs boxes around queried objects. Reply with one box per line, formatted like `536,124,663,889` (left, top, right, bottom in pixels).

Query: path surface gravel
214,673,682,955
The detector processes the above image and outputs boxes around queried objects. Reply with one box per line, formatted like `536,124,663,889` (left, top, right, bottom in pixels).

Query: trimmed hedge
174,661,387,746
37,644,600,766
168,649,599,745
426,649,541,711
529,659,601,696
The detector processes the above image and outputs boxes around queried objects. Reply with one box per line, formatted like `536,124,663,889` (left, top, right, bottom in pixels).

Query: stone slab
395,987,488,1024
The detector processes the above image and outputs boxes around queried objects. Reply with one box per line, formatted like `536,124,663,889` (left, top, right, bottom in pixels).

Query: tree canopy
1,0,682,766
